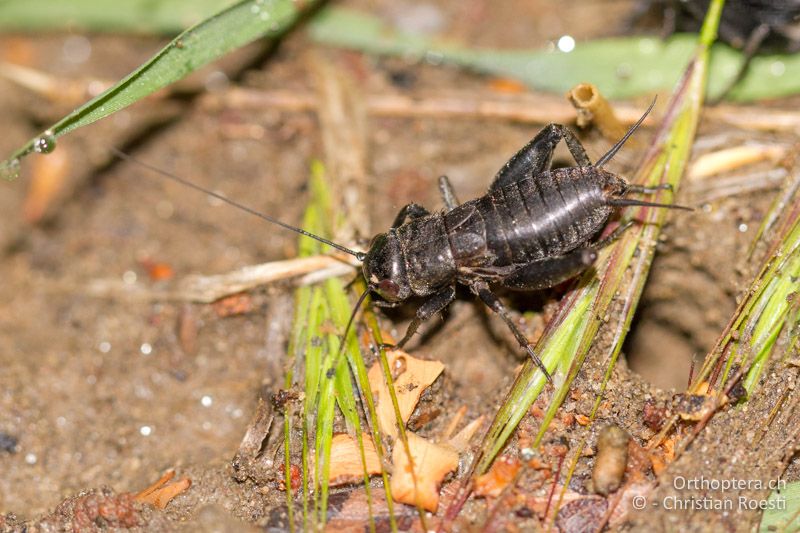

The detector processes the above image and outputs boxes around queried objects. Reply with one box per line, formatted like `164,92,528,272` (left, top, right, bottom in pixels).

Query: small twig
687,144,789,180
0,61,112,105
705,105,800,133
685,167,788,203
202,87,643,125
203,86,800,134
543,453,566,526
87,254,357,303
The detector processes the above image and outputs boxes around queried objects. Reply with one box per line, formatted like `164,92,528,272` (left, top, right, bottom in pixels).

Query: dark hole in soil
624,307,705,391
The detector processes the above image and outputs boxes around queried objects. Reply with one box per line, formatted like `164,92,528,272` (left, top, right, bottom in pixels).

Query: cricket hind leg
469,280,553,383
591,221,635,250
500,248,598,291
392,203,430,228
490,124,591,192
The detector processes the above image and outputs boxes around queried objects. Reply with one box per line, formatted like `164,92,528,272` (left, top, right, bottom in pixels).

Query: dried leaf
367,348,444,438
327,434,382,486
390,432,458,512
134,470,191,510
474,455,521,498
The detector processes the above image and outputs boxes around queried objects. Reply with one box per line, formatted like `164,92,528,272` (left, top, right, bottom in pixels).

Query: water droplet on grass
0,158,20,181
33,132,56,154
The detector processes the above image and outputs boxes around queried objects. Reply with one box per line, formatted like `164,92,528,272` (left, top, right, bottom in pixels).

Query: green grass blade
712,204,800,393
309,6,796,103
326,279,377,533
472,0,723,475
345,282,397,532
1,0,316,176
759,480,800,532
283,280,312,531
685,166,800,397
0,0,231,33
287,163,386,531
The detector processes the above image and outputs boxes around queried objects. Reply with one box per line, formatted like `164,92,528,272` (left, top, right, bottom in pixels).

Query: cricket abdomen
396,166,616,294
443,167,613,268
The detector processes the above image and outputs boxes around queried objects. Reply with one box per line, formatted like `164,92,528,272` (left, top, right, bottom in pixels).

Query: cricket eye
378,279,400,299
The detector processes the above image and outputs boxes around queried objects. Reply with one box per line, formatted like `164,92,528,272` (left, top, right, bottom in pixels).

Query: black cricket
115,102,686,382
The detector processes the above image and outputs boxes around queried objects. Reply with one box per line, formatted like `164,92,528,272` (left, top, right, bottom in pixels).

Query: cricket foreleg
381,285,456,350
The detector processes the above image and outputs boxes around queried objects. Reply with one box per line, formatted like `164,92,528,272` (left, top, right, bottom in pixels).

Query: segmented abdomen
443,167,611,267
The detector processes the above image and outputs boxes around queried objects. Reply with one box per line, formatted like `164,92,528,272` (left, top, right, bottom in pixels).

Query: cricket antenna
111,148,366,261
594,97,657,169
340,286,372,350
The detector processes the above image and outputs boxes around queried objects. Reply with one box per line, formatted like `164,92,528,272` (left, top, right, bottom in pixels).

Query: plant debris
367,346,445,439
474,455,522,498
390,431,459,512
325,434,383,486
567,83,628,142
133,470,191,510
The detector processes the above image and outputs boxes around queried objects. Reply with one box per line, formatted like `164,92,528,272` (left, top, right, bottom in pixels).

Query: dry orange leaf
447,415,484,452
367,348,444,438
649,451,666,476
134,470,191,510
326,434,383,486
390,432,458,512
474,455,521,498
662,435,676,461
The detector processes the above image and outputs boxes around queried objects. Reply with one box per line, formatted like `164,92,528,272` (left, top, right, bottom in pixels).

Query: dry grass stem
567,83,628,141
202,87,650,126
687,144,789,180
87,254,357,303
447,415,485,452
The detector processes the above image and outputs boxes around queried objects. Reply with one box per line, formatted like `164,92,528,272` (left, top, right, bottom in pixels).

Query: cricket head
362,232,412,303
